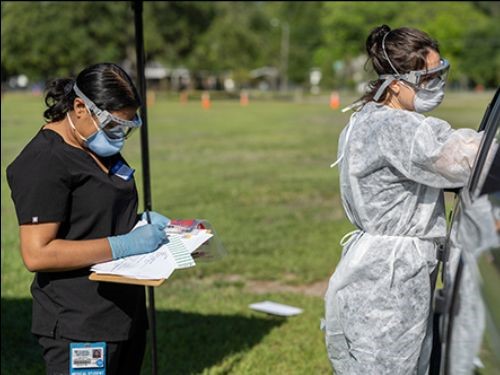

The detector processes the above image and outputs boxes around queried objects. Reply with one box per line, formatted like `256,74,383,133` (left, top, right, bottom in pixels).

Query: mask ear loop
78,102,102,141
67,112,88,142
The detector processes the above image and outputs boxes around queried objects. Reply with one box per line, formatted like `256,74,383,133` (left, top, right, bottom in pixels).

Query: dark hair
43,63,141,122
360,24,439,104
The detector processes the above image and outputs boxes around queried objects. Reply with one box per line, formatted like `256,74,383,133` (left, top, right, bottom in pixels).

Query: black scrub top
6,129,147,342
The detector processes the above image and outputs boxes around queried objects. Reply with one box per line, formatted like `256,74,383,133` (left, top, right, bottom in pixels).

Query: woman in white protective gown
323,25,483,375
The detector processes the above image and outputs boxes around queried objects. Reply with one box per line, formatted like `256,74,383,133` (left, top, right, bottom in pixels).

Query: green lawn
1,90,496,374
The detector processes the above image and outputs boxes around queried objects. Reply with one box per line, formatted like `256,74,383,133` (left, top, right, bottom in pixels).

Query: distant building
249,67,279,91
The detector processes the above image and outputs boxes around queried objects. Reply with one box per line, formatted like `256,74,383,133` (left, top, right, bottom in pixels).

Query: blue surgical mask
67,112,125,157
85,128,125,157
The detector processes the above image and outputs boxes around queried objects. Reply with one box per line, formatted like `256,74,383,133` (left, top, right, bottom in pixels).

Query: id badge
70,342,106,375
110,160,134,181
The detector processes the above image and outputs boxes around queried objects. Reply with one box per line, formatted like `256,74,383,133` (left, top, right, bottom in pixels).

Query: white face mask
412,79,446,113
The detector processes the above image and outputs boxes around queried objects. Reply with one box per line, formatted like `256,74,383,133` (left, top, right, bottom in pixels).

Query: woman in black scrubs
7,63,169,375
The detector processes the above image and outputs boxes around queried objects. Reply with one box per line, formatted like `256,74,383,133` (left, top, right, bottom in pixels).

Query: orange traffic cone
201,91,211,109
240,90,249,106
330,91,340,110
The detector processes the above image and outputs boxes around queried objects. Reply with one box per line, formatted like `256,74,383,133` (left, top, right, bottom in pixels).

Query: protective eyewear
374,59,450,101
379,59,450,89
73,84,142,139
397,59,450,90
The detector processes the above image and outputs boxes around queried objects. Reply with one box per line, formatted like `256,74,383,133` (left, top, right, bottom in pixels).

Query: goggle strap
373,76,396,101
382,33,401,77
73,84,103,117
73,84,141,129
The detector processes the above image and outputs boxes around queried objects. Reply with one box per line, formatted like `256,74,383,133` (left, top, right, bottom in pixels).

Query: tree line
2,1,499,90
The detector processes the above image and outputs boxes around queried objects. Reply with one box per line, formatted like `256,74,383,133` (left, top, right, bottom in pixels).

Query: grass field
1,90,496,374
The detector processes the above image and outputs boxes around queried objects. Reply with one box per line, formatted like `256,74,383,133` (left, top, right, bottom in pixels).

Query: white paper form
91,220,209,279
91,244,178,279
249,301,303,317
166,234,196,269
177,229,213,254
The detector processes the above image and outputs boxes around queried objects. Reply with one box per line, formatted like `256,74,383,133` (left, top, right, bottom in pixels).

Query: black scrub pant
37,328,147,375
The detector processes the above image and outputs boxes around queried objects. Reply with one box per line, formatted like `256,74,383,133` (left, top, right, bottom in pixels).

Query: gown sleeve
377,112,483,188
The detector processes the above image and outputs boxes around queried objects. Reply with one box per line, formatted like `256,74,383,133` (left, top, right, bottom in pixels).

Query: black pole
133,1,158,374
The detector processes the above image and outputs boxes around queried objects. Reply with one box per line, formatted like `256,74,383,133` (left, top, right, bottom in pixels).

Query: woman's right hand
108,224,168,260
141,211,171,227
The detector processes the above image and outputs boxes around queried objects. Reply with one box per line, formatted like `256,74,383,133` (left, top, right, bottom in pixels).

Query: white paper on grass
249,301,303,317
91,220,213,279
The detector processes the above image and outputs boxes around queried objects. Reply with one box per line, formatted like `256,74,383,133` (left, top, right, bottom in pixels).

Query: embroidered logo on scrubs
70,342,106,375
110,160,134,181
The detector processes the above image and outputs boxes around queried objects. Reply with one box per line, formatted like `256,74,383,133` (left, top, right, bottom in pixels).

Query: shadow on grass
1,298,44,375
2,298,284,375
145,309,285,374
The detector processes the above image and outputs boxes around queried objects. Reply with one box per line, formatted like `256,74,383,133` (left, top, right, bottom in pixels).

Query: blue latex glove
108,224,168,260
141,211,171,227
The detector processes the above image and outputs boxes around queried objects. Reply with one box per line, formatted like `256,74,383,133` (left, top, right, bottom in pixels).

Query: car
430,87,500,374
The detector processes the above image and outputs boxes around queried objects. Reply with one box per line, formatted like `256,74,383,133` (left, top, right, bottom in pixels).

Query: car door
431,87,500,375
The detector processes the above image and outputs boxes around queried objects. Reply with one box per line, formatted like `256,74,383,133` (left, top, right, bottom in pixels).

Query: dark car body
430,88,500,374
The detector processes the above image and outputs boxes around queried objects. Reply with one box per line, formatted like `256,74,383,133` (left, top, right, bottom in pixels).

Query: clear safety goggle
73,84,142,139
374,59,450,100
400,58,450,89
380,59,450,90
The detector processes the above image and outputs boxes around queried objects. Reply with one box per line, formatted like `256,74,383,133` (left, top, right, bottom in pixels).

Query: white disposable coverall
323,102,482,375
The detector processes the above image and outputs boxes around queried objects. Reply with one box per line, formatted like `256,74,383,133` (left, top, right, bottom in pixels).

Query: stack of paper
91,220,213,279
249,301,303,317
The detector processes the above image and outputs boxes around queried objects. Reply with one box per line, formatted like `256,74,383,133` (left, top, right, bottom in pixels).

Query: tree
142,2,216,66
314,1,497,89
266,2,325,86
1,2,134,80
187,2,272,82
187,2,326,87
2,1,498,88
460,21,500,87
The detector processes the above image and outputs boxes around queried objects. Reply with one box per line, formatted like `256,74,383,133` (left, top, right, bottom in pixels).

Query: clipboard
88,219,225,287
89,272,166,287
